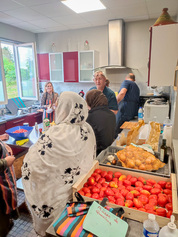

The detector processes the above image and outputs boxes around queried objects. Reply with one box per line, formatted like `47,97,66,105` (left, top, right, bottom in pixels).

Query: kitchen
0,0,178,236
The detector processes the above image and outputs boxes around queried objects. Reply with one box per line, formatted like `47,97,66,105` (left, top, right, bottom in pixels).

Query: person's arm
0,133,9,141
0,156,15,172
116,88,127,103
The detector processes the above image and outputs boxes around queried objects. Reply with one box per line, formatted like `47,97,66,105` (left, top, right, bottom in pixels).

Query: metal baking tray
96,146,171,177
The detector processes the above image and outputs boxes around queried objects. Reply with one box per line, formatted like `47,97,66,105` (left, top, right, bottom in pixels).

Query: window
0,41,39,104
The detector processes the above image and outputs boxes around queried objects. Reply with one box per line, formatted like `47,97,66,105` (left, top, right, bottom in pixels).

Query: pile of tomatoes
78,168,172,218
13,129,27,133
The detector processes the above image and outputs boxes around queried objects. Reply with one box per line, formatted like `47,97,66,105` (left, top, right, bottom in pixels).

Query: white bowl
46,108,53,114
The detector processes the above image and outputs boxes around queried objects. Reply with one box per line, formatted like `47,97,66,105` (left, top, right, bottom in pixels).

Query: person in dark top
90,71,118,114
86,89,116,156
115,73,140,136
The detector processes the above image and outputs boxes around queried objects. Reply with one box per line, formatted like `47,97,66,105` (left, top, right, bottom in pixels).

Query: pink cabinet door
63,52,78,82
37,54,50,82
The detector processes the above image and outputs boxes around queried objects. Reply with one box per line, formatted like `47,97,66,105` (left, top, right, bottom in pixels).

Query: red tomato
149,194,158,200
114,172,122,178
126,192,134,201
105,188,114,196
163,189,172,195
100,171,107,178
91,193,99,199
133,198,143,209
91,187,100,194
166,210,173,218
120,189,129,197
88,177,95,186
82,187,90,194
118,180,123,186
149,198,157,206
127,186,135,191
131,190,140,198
138,208,146,212
165,203,173,211
143,185,152,191
126,175,132,181
125,200,133,208
140,190,150,197
85,193,91,197
101,186,107,192
119,175,127,181
138,195,149,205
150,188,161,195
78,190,84,196
13,129,27,133
165,182,172,190
107,196,116,203
153,183,162,190
94,169,102,174
138,177,146,184
135,181,144,187
91,173,97,178
95,174,101,182
158,195,168,207
115,198,125,206
135,187,143,192
99,190,105,198
130,177,138,186
98,177,106,184
84,182,89,187
144,204,154,211
112,177,118,184
146,179,156,186
115,192,124,200
112,188,119,194
158,181,166,189
156,208,166,217
123,180,131,187
108,171,113,176
146,210,156,215
105,174,113,182
95,183,102,189
167,194,172,203
102,183,108,188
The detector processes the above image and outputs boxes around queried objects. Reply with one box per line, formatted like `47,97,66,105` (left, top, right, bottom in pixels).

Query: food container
72,160,178,227
5,126,33,140
96,146,171,177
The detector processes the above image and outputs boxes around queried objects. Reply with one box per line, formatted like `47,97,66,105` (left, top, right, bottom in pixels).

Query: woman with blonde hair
41,82,58,122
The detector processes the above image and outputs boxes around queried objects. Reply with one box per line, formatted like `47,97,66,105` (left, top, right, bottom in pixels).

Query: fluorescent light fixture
61,0,106,13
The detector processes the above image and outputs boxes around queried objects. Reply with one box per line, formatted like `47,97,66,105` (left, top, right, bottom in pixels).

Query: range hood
95,19,134,70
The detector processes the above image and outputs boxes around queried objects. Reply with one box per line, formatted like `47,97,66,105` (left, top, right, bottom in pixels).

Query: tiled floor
7,190,38,237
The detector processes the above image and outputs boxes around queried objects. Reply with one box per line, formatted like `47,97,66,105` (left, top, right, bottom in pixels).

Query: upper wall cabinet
49,53,63,82
63,51,78,82
148,24,178,87
37,53,50,82
79,50,99,82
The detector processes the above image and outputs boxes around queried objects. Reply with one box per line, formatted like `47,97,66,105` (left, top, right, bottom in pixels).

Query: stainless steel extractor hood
108,19,125,68
95,19,135,70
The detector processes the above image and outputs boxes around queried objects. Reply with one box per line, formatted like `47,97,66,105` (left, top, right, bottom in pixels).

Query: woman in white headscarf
22,91,96,236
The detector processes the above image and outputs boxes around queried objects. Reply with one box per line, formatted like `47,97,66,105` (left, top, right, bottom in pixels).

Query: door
15,43,39,100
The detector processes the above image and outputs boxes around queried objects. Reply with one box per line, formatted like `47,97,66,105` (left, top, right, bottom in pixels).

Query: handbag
53,192,125,237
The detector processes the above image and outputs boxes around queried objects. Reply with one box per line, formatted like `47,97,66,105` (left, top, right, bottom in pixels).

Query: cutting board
120,121,138,130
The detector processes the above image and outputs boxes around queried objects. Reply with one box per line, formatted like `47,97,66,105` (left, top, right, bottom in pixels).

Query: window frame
0,41,8,105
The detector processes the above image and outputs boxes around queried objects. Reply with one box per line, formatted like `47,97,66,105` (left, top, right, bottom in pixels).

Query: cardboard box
73,161,178,227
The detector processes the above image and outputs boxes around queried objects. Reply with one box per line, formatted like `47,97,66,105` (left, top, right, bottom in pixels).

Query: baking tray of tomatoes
96,146,171,177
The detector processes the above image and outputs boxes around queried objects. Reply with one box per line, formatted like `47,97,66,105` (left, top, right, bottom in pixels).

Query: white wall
0,22,36,43
37,19,156,96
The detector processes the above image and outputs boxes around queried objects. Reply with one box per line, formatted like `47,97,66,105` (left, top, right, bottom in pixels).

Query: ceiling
0,0,178,33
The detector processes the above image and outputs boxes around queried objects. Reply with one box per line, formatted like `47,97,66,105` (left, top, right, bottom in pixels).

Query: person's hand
5,155,15,167
37,109,44,112
0,133,9,141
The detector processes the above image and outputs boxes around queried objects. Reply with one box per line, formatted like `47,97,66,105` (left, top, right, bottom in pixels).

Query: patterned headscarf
22,92,96,236
86,89,108,109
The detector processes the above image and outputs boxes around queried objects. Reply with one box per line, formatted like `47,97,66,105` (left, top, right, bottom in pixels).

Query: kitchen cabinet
148,24,178,86
6,117,26,129
63,51,78,82
49,53,63,82
79,50,99,82
37,53,50,82
0,122,6,134
26,112,43,126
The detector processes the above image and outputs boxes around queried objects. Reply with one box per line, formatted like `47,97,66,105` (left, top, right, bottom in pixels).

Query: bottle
138,107,143,120
143,214,159,237
159,215,178,237
163,116,172,128
35,122,38,131
160,139,167,162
